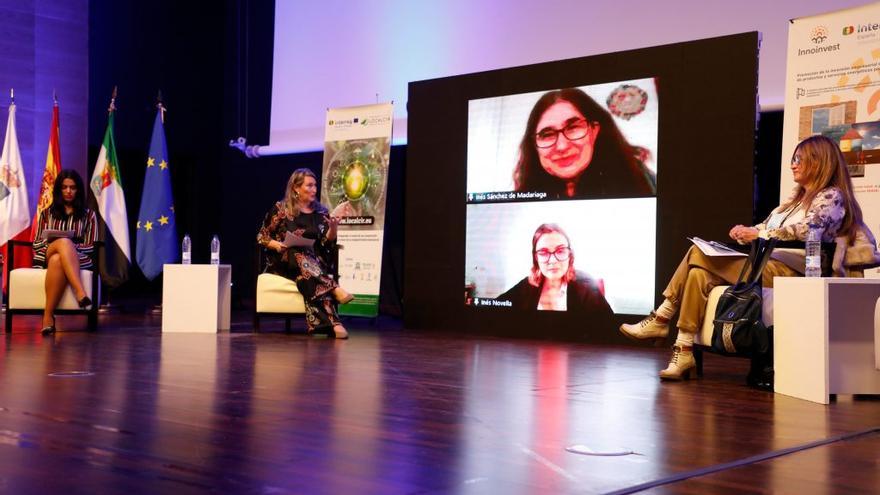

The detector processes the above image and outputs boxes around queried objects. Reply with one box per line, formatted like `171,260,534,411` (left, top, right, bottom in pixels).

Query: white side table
774,277,880,404
162,264,231,333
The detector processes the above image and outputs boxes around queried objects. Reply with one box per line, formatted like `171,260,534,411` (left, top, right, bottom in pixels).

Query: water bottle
210,235,220,265
182,234,192,265
805,224,821,277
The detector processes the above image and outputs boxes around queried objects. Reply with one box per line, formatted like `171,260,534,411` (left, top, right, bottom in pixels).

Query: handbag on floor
711,238,777,357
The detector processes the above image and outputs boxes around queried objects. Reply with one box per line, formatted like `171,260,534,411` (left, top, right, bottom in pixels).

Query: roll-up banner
782,2,880,276
322,103,393,316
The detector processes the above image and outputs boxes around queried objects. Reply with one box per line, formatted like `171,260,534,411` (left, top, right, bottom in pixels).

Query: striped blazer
32,208,98,269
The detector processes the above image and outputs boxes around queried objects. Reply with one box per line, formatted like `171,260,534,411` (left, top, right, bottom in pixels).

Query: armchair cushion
256,273,305,314
8,268,95,310
833,226,880,277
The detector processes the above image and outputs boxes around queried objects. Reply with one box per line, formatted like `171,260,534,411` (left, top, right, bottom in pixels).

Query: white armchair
4,239,100,332
254,272,305,332
695,237,879,377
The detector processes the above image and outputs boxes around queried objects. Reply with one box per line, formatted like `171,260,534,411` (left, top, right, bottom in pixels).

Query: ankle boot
659,345,696,380
620,312,669,344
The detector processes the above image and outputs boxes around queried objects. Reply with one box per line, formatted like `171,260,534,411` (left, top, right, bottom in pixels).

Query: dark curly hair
513,88,655,199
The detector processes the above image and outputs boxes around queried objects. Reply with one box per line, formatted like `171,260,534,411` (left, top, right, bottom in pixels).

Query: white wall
271,0,872,152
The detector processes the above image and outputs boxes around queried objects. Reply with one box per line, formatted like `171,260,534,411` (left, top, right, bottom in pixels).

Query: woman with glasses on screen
513,88,655,199
496,223,612,317
620,135,875,380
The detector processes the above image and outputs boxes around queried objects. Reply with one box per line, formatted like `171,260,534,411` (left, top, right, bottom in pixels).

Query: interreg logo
842,23,880,35
810,26,829,44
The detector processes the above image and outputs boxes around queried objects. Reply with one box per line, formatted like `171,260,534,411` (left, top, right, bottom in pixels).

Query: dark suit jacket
496,270,613,316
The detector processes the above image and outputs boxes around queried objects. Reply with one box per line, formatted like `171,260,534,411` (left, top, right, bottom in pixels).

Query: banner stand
321,103,394,317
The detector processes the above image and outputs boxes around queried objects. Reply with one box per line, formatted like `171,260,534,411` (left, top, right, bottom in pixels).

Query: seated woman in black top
31,169,98,335
257,168,354,338
497,223,612,317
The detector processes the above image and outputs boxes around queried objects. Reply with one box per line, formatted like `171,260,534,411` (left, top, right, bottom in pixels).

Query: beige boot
620,312,669,344
659,345,696,380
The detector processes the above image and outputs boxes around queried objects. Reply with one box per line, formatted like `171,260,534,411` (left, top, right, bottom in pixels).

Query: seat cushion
256,273,305,314
9,268,95,310
697,285,774,346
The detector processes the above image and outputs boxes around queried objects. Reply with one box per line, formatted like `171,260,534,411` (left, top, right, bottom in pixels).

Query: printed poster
322,103,393,316
782,3,880,276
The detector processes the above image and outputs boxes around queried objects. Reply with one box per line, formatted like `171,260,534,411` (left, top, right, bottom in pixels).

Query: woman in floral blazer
620,135,871,380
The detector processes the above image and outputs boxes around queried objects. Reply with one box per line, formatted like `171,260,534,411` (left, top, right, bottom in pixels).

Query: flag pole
151,89,166,315
99,86,119,315
157,90,166,124
0,89,9,292
109,86,117,113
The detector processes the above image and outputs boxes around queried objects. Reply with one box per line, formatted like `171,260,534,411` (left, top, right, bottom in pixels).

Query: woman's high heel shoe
333,288,354,305
332,325,350,339
78,296,92,309
41,317,56,336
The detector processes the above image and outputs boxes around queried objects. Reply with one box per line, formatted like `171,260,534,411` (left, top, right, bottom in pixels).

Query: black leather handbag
711,238,777,357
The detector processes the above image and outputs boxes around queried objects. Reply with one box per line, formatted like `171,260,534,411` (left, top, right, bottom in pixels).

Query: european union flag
136,107,178,280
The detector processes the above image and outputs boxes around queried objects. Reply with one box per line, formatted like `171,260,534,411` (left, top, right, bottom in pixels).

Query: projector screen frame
405,32,761,343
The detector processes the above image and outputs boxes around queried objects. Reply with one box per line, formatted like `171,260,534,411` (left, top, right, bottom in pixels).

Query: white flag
0,103,31,245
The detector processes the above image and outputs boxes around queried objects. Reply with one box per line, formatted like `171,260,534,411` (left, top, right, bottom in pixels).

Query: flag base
98,302,121,314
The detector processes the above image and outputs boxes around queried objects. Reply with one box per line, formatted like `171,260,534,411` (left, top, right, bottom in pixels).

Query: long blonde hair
782,135,862,243
282,168,326,217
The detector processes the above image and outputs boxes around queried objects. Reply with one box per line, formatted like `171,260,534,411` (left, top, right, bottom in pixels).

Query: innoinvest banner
322,103,393,316
782,2,880,276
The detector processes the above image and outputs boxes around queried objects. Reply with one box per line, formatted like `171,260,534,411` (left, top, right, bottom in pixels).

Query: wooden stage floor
1,312,878,494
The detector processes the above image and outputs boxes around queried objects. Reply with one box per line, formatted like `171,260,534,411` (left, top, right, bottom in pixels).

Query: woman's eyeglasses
535,246,571,262
791,154,802,165
535,119,595,148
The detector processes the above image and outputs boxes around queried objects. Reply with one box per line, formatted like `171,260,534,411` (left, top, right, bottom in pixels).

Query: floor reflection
0,323,878,494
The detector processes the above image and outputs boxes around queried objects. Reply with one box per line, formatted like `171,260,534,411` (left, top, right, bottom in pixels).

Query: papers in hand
283,231,315,248
688,237,747,257
41,229,75,241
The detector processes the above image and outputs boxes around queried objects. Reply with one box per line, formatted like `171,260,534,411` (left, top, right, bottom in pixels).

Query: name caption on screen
468,191,548,202
473,298,512,307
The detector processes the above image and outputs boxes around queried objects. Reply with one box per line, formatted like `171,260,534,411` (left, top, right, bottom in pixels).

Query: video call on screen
464,78,658,315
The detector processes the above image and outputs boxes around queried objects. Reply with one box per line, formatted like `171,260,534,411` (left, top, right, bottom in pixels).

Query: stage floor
1,312,878,494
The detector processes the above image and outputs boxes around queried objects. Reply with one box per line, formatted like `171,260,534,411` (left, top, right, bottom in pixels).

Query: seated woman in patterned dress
31,169,98,336
257,168,354,338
